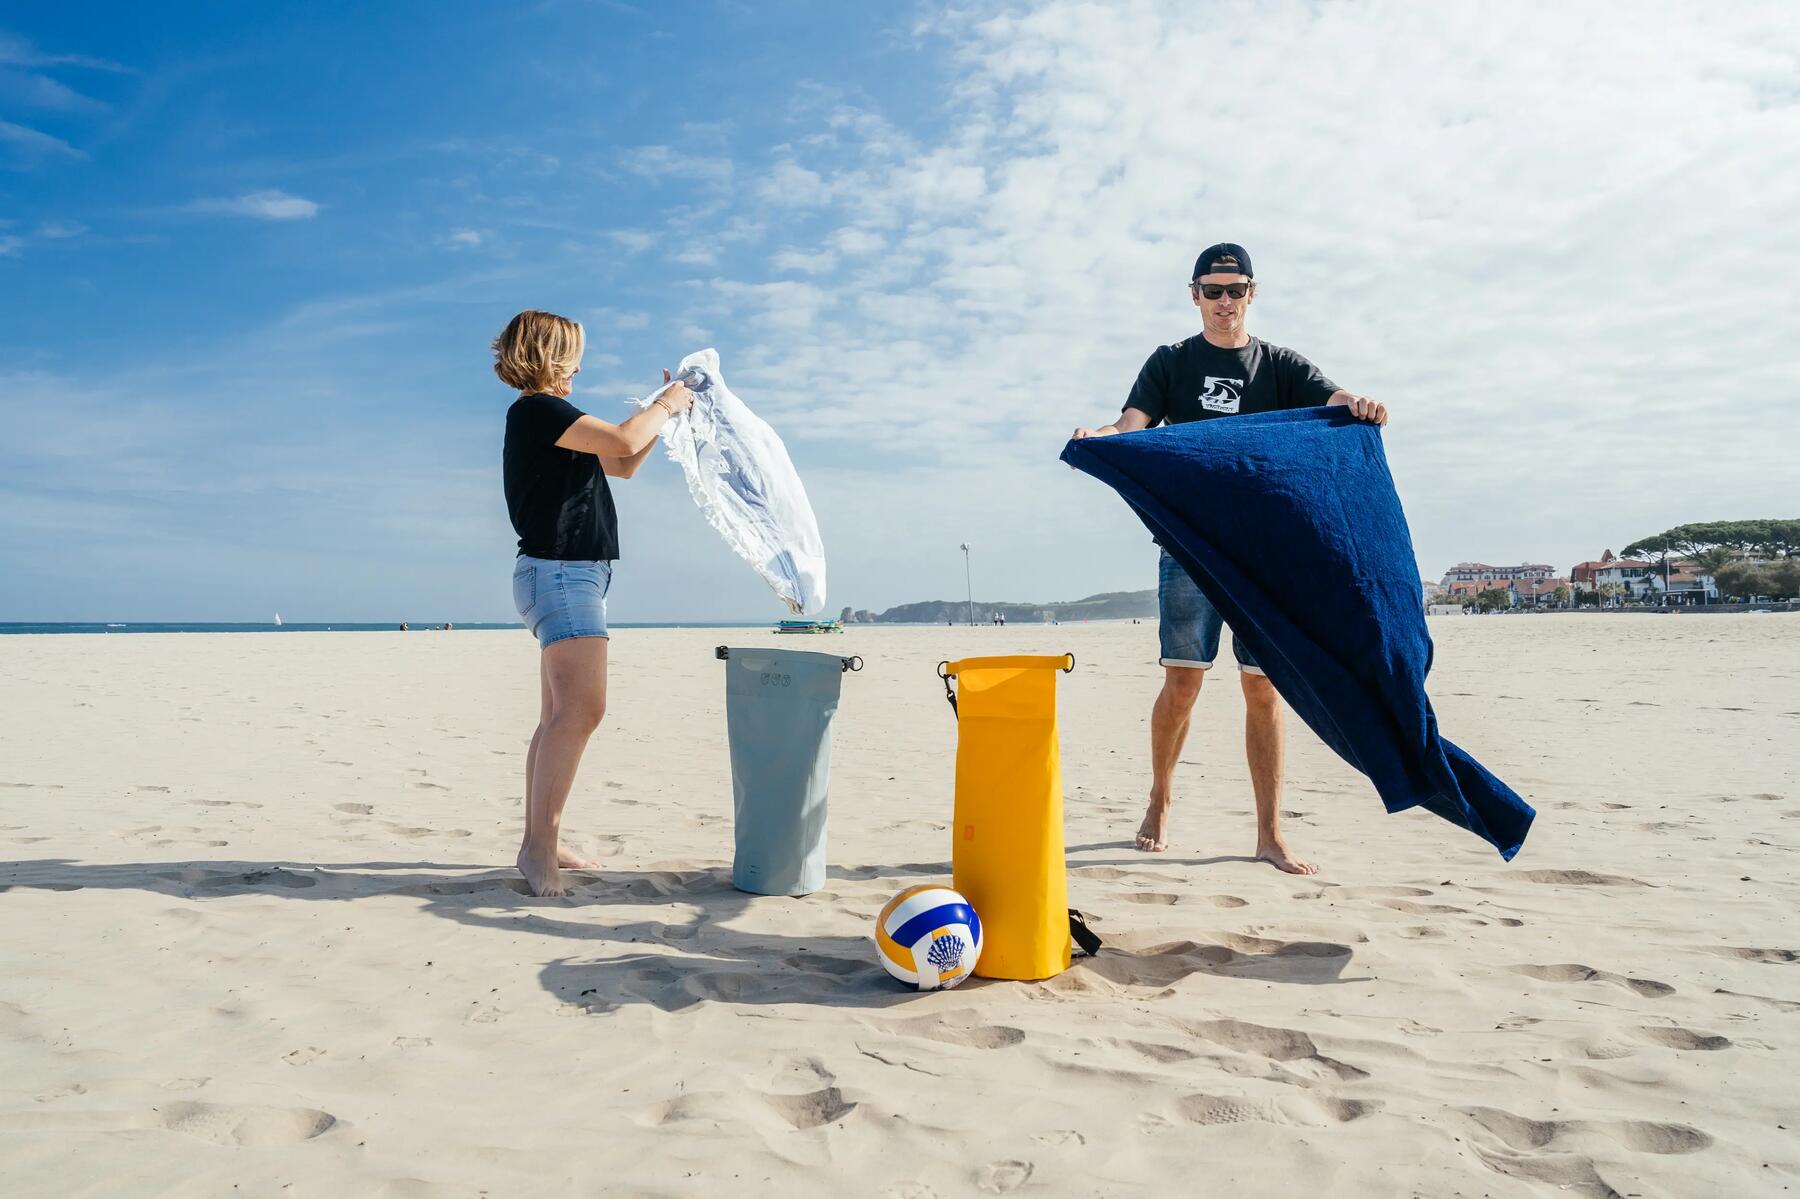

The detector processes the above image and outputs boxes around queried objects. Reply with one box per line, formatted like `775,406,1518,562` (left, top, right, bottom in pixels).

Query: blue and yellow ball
875,884,983,990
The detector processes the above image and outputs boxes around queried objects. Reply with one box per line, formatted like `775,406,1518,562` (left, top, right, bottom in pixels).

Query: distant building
1439,562,1555,590
1658,561,1719,604
1436,573,1569,608
1569,548,1717,605
1570,549,1655,602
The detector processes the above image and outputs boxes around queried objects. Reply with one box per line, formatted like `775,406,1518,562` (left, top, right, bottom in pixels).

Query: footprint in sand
154,1101,339,1147
1634,1025,1730,1051
779,952,866,977
759,1086,856,1130
1453,1105,1710,1155
395,877,530,898
1712,987,1800,1013
1031,1130,1086,1147
976,1161,1033,1194
334,803,374,815
1690,946,1796,963
282,1047,324,1066
1175,1093,1378,1127
1517,869,1649,888
1509,963,1674,998
1176,1017,1369,1080
1120,1040,1199,1064
0,1102,339,1147
885,1014,1026,1050
153,867,317,891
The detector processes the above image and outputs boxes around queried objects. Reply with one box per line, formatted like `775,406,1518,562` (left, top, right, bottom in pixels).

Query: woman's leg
523,653,551,841
516,635,609,896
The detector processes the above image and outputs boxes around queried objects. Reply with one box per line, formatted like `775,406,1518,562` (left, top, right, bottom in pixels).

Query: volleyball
875,884,983,990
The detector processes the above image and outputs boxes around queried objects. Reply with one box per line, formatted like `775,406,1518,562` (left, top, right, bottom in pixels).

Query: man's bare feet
516,844,567,897
1136,797,1170,852
1256,834,1318,875
556,846,600,870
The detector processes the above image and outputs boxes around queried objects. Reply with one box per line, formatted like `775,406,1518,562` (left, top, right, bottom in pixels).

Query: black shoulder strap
1068,909,1102,957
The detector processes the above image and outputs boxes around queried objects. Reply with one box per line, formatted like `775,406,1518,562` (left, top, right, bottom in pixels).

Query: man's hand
1071,425,1119,440
1328,392,1388,426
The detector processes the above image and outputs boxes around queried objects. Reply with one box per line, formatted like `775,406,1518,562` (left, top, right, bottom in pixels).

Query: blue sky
4,2,1798,622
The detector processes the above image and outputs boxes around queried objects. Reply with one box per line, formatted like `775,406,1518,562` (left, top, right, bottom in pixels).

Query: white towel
640,349,827,616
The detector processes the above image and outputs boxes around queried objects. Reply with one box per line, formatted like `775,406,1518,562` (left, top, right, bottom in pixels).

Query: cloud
193,189,320,220
0,65,108,112
757,159,830,207
668,0,1800,582
771,247,838,275
589,306,651,331
0,235,21,256
608,228,657,253
0,118,86,164
621,144,733,186
0,32,130,73
36,220,86,239
444,228,485,249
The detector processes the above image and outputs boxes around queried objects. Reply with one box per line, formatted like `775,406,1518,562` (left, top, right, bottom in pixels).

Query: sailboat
273,613,283,626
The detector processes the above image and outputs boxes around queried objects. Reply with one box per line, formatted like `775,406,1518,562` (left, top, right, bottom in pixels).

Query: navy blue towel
1062,407,1535,859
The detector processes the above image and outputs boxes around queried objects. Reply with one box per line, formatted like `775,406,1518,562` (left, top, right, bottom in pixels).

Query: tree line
1621,518,1799,601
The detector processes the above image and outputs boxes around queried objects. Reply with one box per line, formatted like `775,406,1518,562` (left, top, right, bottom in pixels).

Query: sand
1,615,1795,1197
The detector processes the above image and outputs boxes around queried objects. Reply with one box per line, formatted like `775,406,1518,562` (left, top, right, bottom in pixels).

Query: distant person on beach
497,309,693,896
1071,243,1388,873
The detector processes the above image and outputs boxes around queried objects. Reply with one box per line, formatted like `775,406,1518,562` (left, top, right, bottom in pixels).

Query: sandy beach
1,616,1795,1197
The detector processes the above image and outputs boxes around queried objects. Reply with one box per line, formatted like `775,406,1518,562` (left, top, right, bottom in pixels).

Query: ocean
0,622,771,635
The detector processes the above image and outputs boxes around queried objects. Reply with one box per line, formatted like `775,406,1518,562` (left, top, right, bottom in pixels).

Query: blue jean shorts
513,555,612,648
1157,550,1262,674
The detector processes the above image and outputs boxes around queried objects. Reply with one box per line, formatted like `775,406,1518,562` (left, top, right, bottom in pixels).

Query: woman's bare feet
516,844,567,897
1136,795,1170,852
556,846,600,870
1256,833,1318,875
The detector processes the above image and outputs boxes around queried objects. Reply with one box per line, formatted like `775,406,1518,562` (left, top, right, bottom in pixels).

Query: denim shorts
1157,550,1262,674
513,555,612,648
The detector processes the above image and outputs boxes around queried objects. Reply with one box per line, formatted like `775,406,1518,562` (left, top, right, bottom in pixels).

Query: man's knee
1161,668,1205,708
1239,670,1279,709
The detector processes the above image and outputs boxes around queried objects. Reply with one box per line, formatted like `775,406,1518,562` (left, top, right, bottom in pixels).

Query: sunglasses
1192,281,1251,300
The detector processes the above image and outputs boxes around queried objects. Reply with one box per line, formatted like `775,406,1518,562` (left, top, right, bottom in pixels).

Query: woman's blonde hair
492,310,585,393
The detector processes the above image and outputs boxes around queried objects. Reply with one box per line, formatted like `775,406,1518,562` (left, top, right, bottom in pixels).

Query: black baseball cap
1192,242,1253,281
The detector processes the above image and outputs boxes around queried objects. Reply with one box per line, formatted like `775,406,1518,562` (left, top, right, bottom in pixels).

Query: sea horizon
0,621,774,635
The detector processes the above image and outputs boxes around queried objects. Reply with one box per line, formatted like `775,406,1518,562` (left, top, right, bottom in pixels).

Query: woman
495,309,692,896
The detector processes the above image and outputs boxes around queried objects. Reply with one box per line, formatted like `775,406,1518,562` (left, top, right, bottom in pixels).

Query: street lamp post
960,543,974,626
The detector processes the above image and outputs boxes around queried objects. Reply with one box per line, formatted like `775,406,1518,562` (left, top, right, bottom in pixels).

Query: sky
3,1,1798,623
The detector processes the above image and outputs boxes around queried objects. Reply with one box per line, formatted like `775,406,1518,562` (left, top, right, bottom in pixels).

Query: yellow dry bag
940,654,1077,981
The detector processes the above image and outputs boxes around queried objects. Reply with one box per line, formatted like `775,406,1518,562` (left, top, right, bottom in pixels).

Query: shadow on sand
0,856,1359,1012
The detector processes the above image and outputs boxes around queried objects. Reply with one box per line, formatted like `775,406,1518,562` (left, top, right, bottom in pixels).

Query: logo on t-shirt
1199,376,1244,413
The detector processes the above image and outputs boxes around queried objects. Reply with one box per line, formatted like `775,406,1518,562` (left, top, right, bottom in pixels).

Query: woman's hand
655,368,694,415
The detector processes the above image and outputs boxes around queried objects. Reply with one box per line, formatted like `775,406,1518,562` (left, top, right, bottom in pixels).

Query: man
1072,243,1387,874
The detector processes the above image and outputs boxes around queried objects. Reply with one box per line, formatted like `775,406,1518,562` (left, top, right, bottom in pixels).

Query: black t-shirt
503,393,620,560
1124,335,1339,425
